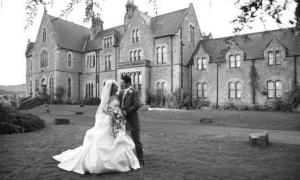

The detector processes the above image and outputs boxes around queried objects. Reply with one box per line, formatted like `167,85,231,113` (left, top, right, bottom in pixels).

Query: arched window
132,29,136,43
228,82,235,98
268,51,274,65
40,50,48,68
275,51,281,65
130,51,134,61
29,81,32,96
35,78,39,93
235,81,242,98
229,55,235,68
202,83,208,98
91,83,94,98
67,78,71,97
162,82,166,95
42,28,46,43
267,81,275,98
235,54,241,67
197,58,202,70
162,46,167,64
157,47,162,64
67,53,72,67
197,83,201,98
202,57,208,69
135,29,139,42
134,51,138,61
92,54,96,67
156,82,161,95
275,81,282,98
138,50,142,60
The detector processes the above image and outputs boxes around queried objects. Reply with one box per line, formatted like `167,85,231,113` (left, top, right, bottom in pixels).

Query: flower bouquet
106,105,126,138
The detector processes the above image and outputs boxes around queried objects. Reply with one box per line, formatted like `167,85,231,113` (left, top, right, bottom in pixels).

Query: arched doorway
41,78,47,96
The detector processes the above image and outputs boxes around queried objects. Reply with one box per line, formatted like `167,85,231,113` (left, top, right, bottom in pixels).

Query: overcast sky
0,0,296,85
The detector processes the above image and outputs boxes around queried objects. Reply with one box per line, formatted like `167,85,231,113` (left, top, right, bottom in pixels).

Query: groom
119,75,144,167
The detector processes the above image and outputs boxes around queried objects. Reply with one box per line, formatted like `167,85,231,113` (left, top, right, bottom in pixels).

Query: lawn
0,105,299,180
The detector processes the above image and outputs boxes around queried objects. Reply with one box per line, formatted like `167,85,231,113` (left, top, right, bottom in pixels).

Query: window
197,57,208,70
104,37,113,48
157,47,162,64
132,29,136,43
67,53,72,67
35,79,39,92
275,81,282,98
134,51,138,61
268,51,274,65
29,81,32,96
135,29,139,42
228,82,235,98
67,78,71,97
42,28,46,43
197,83,208,98
92,54,95,67
275,51,281,65
156,46,167,64
229,55,235,68
138,50,142,60
156,82,161,95
49,76,54,95
235,82,242,98
138,73,142,96
162,46,167,64
130,51,134,61
235,54,241,67
40,49,48,68
105,55,111,70
267,81,275,98
189,25,195,44
197,58,202,70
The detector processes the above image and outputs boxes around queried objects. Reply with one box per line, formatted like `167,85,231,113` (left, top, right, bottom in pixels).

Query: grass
0,105,299,179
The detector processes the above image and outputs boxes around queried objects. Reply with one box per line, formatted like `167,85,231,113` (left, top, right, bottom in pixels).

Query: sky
0,0,296,85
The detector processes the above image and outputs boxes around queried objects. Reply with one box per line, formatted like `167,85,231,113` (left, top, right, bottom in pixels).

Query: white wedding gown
53,95,140,174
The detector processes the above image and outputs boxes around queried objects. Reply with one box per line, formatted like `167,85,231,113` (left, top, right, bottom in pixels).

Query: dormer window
268,50,282,66
197,57,208,70
229,54,241,68
104,37,113,48
42,28,46,43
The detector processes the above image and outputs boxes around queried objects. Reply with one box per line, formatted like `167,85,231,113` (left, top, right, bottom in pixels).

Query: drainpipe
95,51,98,98
294,56,298,87
171,36,174,93
216,63,219,109
180,27,183,90
78,72,82,103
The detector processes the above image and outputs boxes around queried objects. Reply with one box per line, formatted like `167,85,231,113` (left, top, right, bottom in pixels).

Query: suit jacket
119,87,141,131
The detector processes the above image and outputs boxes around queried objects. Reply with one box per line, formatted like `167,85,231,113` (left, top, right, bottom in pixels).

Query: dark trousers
131,130,144,162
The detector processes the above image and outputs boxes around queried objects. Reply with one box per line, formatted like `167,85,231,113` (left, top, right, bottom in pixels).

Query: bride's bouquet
106,105,126,138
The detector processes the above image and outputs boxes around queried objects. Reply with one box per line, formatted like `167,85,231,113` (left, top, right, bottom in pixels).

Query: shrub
0,104,45,135
192,98,210,109
272,99,293,112
19,97,45,110
83,98,101,105
286,85,300,109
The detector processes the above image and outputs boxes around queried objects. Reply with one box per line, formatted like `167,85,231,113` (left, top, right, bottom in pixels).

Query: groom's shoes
139,160,145,168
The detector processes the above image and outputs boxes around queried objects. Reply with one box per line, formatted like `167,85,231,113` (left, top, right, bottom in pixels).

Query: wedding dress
53,80,140,174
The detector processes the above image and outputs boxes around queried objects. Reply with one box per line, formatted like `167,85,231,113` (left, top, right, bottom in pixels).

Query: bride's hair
96,80,117,114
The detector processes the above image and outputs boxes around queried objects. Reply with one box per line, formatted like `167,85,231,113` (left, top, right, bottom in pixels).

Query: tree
25,0,299,34
231,0,300,33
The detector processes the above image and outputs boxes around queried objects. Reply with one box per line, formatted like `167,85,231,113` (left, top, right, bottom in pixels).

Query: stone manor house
26,1,300,106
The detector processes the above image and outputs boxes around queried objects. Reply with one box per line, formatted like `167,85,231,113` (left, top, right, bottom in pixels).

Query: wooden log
199,117,213,124
249,132,269,146
54,118,70,125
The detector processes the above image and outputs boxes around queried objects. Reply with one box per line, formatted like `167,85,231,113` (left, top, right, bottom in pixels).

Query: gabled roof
151,8,187,38
189,28,300,65
84,25,124,52
49,15,90,52
25,42,34,57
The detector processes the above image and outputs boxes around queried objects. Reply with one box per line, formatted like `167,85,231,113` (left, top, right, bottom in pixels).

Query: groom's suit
119,87,144,164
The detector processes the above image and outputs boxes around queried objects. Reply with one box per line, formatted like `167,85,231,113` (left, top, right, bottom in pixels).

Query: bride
53,80,140,174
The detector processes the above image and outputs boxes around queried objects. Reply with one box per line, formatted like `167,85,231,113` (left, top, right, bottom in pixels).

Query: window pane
229,82,235,98
275,81,282,98
268,52,274,65
229,55,235,68
197,83,201,97
202,83,208,98
202,58,207,69
236,82,242,98
267,81,274,98
197,58,202,70
157,47,162,63
138,73,142,84
275,51,281,65
236,55,241,67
